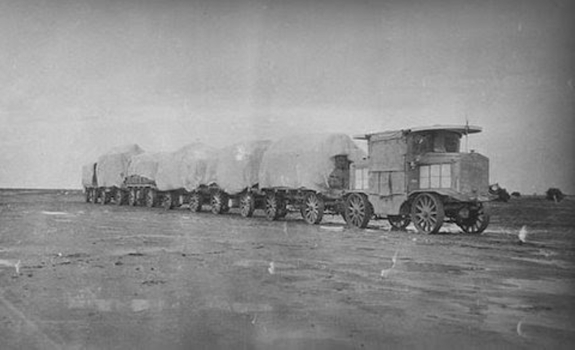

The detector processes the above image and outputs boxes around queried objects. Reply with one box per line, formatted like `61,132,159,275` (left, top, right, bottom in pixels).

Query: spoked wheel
189,192,202,212
411,193,444,234
264,192,281,221
145,188,157,208
128,188,137,206
344,193,372,228
211,191,228,214
301,192,324,225
277,199,288,218
239,192,255,218
115,189,125,206
388,203,411,230
100,190,108,205
162,192,174,210
457,203,490,234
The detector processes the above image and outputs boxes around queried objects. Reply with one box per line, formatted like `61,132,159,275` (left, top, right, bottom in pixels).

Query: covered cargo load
81,163,96,188
259,133,364,192
155,143,216,192
126,152,165,182
96,144,144,188
207,140,272,194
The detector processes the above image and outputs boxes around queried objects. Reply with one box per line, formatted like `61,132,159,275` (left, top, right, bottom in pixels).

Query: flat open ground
1,190,574,349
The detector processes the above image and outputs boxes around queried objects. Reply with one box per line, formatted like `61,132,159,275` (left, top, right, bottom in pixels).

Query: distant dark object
546,188,564,202
489,183,510,202
511,191,521,198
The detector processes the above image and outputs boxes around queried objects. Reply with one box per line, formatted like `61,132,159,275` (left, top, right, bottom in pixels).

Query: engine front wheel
457,204,490,234
411,193,444,234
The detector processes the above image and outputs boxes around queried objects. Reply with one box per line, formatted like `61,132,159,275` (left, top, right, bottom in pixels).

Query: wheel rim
265,194,278,220
459,206,489,234
411,193,444,234
240,193,254,217
303,193,323,224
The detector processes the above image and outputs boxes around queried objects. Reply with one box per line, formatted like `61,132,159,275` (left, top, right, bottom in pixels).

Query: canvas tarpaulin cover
96,144,144,187
258,133,364,192
207,140,272,194
155,143,216,192
127,152,166,181
81,163,95,188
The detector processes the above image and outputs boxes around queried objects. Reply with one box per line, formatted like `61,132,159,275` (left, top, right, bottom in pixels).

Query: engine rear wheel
344,193,372,228
411,193,444,234
457,203,490,234
239,193,255,218
189,192,202,212
301,192,324,225
145,188,157,208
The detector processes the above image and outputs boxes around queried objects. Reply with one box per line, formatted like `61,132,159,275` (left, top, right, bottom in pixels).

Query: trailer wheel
410,193,444,234
211,191,227,214
162,192,174,210
115,189,125,206
264,193,280,221
301,192,324,225
128,188,137,206
344,193,372,228
189,193,202,212
239,193,255,217
457,203,490,234
100,190,108,205
145,188,157,208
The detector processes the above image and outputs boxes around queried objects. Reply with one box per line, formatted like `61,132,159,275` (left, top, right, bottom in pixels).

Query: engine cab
347,125,491,234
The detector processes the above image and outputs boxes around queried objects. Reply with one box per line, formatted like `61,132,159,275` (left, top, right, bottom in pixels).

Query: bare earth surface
1,190,574,349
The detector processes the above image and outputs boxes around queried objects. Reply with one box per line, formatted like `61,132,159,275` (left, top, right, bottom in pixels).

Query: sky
0,0,573,194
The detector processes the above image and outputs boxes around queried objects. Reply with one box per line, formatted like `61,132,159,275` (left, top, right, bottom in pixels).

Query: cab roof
355,124,482,140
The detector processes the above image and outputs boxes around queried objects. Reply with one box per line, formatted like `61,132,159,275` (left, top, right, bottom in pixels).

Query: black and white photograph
1,0,574,349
